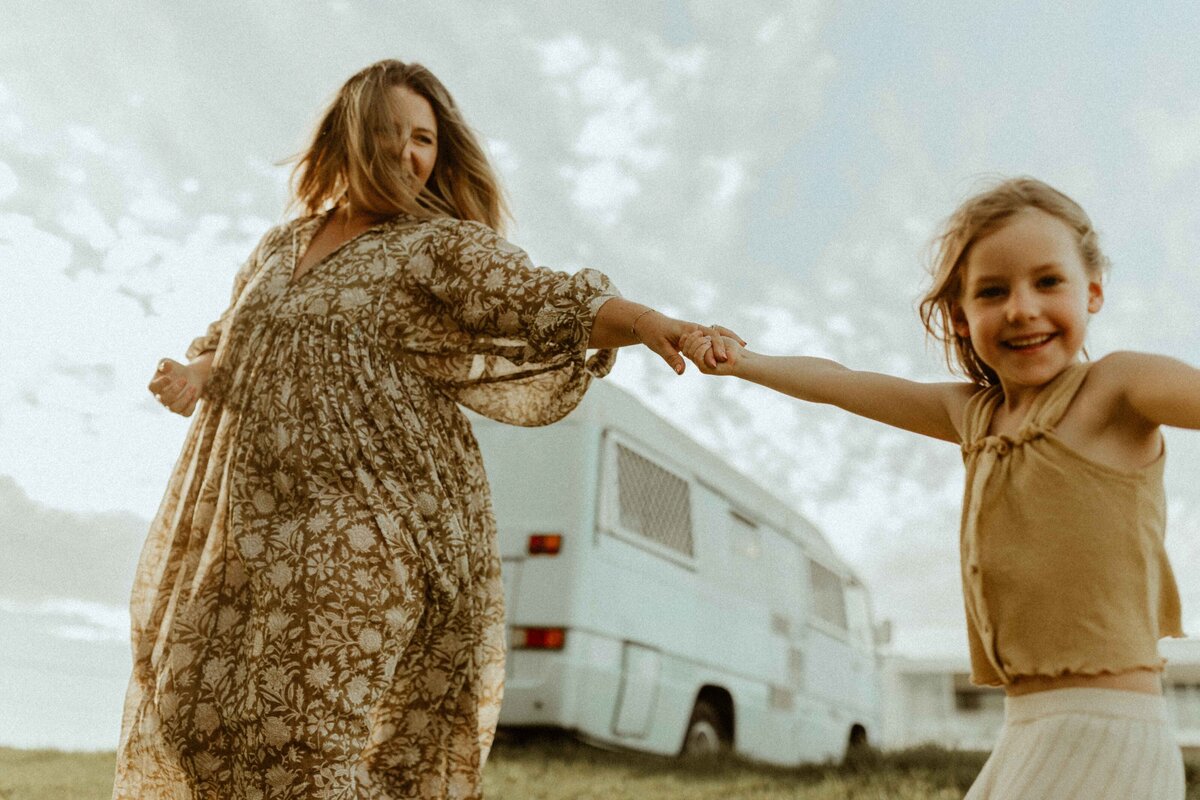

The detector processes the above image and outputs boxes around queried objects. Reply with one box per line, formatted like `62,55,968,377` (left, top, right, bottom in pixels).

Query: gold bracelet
630,308,655,342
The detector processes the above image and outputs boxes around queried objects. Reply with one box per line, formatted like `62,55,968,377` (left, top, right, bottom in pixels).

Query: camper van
469,380,883,765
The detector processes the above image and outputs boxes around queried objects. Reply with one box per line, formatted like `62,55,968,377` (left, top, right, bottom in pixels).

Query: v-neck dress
111,212,618,800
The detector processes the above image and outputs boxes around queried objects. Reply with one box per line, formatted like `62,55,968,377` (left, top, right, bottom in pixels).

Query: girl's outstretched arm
1106,351,1200,430
681,332,975,443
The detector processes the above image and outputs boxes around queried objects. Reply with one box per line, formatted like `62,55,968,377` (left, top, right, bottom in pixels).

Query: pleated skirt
965,687,1185,799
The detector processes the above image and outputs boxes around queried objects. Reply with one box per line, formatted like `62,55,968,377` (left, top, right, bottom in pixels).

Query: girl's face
952,207,1104,394
391,86,438,192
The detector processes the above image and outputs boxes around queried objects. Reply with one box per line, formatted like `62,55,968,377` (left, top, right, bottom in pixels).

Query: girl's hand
148,358,207,417
681,330,745,376
634,312,746,374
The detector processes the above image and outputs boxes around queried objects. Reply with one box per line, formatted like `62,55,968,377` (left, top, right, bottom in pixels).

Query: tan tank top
959,361,1184,686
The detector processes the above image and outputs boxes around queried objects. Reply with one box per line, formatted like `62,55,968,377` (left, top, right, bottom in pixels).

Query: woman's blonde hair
288,59,510,232
918,176,1110,387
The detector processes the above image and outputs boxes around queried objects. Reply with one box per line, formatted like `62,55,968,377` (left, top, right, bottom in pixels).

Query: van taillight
512,627,566,650
527,533,562,555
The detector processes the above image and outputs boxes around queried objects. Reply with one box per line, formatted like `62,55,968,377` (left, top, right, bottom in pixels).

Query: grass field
1,735,1197,799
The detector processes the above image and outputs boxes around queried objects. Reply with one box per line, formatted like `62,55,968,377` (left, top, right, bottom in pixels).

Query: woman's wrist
630,308,655,341
589,298,661,349
187,352,215,387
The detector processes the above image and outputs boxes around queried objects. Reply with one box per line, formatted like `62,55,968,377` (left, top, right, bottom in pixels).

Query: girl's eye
976,286,1005,299
1038,275,1062,288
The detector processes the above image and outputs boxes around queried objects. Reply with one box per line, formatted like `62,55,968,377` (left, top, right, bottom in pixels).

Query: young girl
682,177,1193,798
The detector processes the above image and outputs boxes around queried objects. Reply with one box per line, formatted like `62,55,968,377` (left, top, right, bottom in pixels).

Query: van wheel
682,699,729,757
842,724,877,768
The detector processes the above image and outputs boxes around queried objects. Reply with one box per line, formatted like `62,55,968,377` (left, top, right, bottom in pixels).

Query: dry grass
0,748,115,800
484,733,982,799
1,736,1196,799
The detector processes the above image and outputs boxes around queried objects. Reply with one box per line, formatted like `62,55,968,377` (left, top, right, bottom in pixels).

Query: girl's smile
1003,333,1057,351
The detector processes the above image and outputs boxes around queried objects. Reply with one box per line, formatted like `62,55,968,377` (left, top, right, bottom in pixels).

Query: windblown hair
918,176,1110,387
288,60,510,232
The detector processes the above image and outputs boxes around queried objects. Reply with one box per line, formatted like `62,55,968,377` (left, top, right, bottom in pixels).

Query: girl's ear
951,304,970,339
1087,279,1104,314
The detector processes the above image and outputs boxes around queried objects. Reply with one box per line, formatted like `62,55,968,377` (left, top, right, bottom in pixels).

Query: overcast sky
2,1,1199,750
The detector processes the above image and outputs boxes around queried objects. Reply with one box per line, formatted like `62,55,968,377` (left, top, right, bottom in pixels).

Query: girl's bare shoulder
1062,354,1164,467
1086,351,1175,408
1089,350,1200,431
938,380,984,443
1072,353,1143,420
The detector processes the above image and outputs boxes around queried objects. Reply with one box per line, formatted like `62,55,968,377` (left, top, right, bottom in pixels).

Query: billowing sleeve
184,223,285,361
399,218,620,426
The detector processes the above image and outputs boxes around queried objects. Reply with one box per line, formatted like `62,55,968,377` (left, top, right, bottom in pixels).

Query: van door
500,553,522,648
612,643,662,738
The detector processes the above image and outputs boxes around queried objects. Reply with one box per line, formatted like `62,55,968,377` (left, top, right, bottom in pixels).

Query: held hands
148,358,208,417
680,330,746,376
633,311,746,374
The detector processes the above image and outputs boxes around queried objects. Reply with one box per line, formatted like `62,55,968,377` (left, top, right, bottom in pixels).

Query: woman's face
392,86,438,191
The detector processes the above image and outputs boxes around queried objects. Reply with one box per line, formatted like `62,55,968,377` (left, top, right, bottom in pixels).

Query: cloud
0,159,15,200
536,38,668,225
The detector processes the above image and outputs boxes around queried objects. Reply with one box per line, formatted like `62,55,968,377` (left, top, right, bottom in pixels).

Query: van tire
681,699,730,757
842,724,877,768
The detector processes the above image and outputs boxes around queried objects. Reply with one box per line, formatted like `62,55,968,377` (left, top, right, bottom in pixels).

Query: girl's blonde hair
918,176,1110,387
288,59,510,232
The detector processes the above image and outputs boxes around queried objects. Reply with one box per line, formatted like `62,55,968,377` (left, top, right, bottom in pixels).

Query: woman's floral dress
111,212,618,800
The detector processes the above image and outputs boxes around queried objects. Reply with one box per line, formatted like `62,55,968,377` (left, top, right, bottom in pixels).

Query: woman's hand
148,358,208,417
634,312,746,374
680,330,746,376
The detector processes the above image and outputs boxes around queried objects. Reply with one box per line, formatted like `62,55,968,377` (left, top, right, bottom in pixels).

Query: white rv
469,380,884,765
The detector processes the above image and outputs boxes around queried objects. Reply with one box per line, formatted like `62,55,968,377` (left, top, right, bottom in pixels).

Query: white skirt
964,687,1185,799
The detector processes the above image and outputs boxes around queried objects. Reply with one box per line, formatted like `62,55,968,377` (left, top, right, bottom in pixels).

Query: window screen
615,444,694,556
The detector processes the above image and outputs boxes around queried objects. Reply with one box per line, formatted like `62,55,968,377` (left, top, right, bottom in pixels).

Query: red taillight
512,627,566,650
527,533,562,555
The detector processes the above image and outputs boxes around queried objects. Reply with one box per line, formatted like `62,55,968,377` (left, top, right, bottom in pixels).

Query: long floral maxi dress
111,212,618,800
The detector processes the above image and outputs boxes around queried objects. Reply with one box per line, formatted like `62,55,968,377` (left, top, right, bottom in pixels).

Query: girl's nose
1005,289,1038,321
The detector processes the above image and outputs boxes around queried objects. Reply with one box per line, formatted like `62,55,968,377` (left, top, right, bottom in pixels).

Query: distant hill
0,475,148,606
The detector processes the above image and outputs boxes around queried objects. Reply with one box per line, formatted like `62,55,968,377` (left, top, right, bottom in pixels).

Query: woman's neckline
289,208,396,285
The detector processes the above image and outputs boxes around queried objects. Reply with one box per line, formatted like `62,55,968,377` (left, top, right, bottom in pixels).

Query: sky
2,0,1199,750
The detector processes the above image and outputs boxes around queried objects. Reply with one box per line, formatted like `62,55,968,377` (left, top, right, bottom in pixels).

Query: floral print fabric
112,212,617,799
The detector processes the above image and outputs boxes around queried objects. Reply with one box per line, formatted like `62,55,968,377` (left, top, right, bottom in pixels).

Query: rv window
615,444,694,557
808,560,848,630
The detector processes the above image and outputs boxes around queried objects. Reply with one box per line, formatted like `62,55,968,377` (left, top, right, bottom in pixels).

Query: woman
117,60,739,799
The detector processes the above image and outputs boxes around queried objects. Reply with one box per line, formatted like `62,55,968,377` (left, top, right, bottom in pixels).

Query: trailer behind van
469,380,883,765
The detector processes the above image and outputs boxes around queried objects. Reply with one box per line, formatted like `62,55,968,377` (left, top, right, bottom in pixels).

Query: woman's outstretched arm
682,332,973,443
589,298,745,375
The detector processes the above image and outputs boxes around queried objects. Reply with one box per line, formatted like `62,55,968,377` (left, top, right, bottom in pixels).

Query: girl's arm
1106,351,1200,429
682,332,974,443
